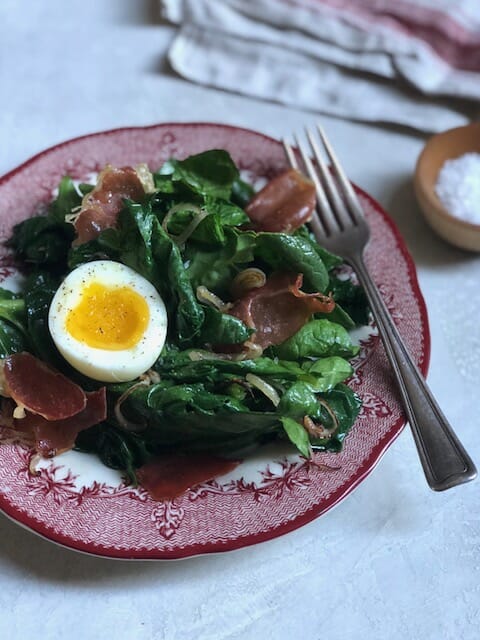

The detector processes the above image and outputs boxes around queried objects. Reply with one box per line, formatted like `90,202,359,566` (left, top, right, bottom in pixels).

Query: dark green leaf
280,416,311,458
118,201,205,345
146,382,247,415
203,196,249,227
256,232,330,292
302,356,354,392
154,351,312,384
277,382,319,420
159,198,248,249
316,304,356,330
154,228,205,346
185,229,256,294
200,307,253,345
9,216,75,267
161,204,224,246
23,271,63,367
77,183,94,196
185,247,233,294
114,381,280,457
156,150,240,200
0,321,27,358
153,173,177,194
75,423,150,484
329,275,370,326
67,228,121,269
49,176,83,222
231,176,255,208
309,384,362,452
0,288,26,332
278,381,361,452
190,212,225,245
293,226,342,272
0,288,28,357
8,177,79,269
117,201,158,283
274,319,360,360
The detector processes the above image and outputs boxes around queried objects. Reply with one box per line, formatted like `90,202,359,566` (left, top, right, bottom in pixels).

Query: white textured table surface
1,2,479,639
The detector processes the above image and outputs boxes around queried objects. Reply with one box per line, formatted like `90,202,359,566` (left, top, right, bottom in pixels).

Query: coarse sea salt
435,152,480,224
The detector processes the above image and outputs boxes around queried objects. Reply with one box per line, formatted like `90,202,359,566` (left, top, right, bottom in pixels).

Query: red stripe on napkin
283,0,480,70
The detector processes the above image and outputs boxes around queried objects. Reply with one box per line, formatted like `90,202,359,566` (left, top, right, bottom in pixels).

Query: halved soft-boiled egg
48,260,167,382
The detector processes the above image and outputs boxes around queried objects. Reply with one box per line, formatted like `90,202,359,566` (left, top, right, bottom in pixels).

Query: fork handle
350,254,477,491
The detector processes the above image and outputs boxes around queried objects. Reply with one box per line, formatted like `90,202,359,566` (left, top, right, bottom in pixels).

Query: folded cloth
161,0,480,132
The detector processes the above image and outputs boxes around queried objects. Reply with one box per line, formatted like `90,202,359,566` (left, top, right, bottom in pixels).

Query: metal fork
284,125,477,491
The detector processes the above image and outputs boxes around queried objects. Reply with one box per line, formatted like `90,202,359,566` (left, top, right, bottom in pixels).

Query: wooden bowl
414,122,480,252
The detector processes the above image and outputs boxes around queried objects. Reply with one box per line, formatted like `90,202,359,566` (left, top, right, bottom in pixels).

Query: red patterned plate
0,123,429,559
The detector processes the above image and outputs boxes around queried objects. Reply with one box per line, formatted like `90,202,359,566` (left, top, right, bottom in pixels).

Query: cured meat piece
15,387,107,457
74,165,146,244
229,272,334,349
3,352,86,420
73,207,111,244
246,169,316,233
137,454,239,501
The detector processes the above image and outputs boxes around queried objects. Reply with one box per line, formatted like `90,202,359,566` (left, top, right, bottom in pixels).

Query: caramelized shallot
196,286,231,312
245,373,280,407
230,268,266,299
162,203,209,245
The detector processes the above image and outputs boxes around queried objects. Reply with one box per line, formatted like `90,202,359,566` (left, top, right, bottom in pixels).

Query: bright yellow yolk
65,282,150,350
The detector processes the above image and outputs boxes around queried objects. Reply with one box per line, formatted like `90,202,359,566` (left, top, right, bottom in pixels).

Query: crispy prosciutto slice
3,352,86,420
246,169,316,233
15,388,107,457
74,164,147,244
229,272,334,350
136,453,239,501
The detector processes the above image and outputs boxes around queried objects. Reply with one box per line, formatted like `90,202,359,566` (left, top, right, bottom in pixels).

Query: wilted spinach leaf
0,288,26,331
256,232,330,292
274,319,360,360
293,226,342,272
75,423,150,484
203,196,249,227
156,150,240,200
23,271,62,367
185,228,256,294
117,201,205,345
0,288,28,357
302,356,353,392
309,384,362,452
8,176,77,269
231,176,255,208
329,275,370,326
277,381,319,420
200,306,253,345
67,228,121,269
277,380,361,452
280,417,311,458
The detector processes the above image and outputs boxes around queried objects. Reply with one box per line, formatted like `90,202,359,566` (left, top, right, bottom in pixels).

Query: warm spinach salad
0,150,368,487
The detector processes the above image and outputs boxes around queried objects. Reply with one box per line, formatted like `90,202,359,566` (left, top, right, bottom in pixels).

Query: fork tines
283,125,364,237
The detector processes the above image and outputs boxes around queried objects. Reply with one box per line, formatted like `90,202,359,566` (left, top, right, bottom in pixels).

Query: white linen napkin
161,0,480,132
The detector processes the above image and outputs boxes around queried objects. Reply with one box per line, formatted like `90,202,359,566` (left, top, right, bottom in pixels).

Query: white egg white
48,260,167,382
